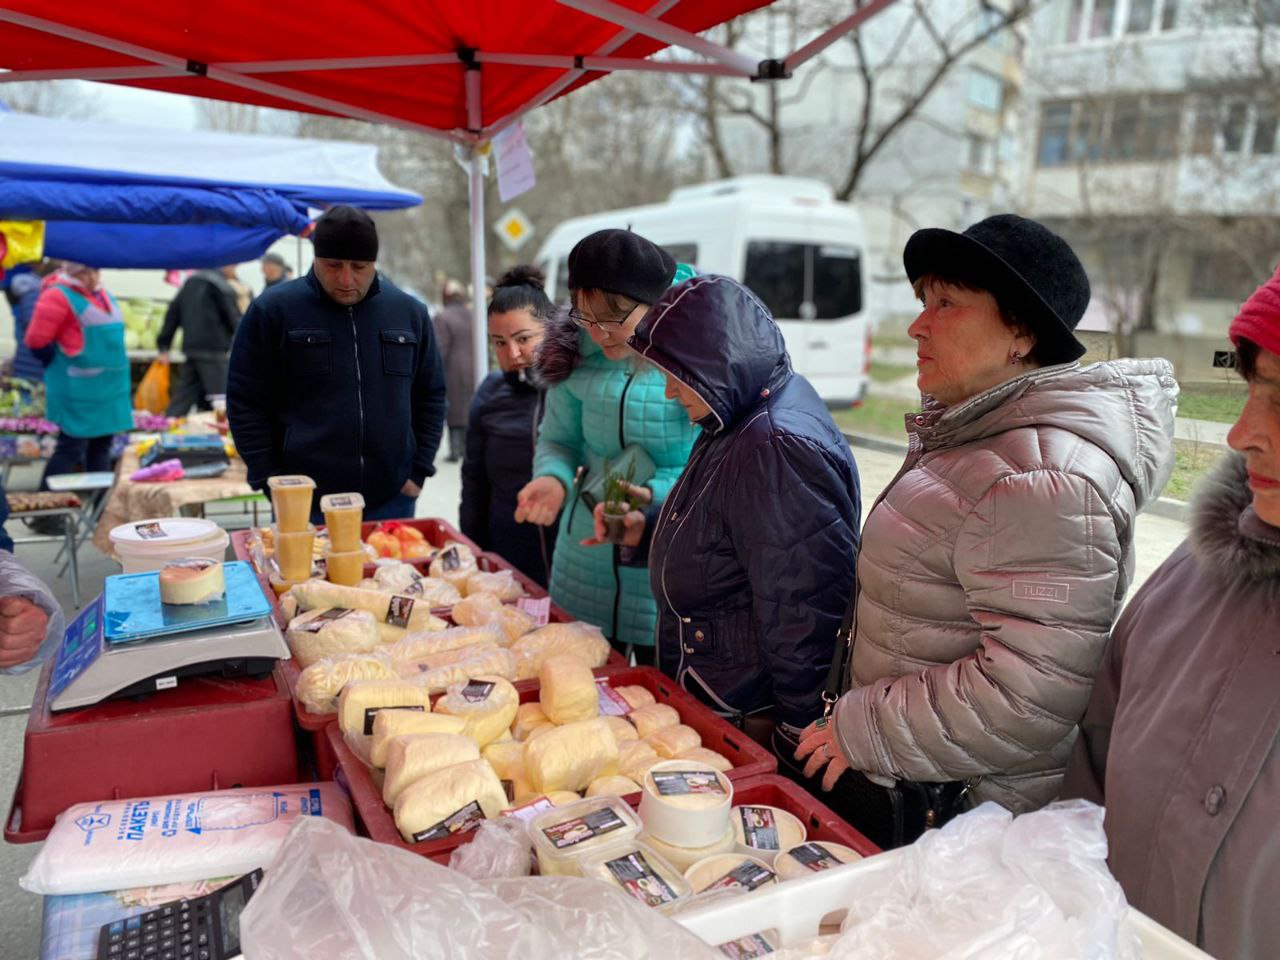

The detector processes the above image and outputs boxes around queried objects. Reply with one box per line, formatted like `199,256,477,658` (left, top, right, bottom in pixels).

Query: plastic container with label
639,825,736,872
579,840,692,908
730,804,807,867
273,524,315,581
325,547,365,587
109,518,230,575
638,760,733,848
529,796,642,877
774,841,862,881
320,492,365,552
268,475,316,532
684,853,777,894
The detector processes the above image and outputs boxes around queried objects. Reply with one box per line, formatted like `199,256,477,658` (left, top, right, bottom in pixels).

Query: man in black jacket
159,267,241,415
227,206,448,520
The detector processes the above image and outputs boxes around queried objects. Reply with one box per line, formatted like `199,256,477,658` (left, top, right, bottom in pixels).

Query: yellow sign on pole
494,209,534,252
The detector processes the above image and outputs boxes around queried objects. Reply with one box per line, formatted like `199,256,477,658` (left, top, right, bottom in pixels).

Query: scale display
103,561,271,644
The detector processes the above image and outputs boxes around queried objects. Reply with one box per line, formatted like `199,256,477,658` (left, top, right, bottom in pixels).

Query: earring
1009,351,1023,365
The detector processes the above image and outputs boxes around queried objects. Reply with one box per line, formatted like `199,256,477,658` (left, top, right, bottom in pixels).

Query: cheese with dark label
338,679,433,738
370,710,468,767
434,675,519,747
286,606,380,668
523,718,620,793
158,558,225,606
393,759,506,843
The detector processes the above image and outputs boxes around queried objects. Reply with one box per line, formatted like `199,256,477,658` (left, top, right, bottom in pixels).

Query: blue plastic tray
103,561,271,644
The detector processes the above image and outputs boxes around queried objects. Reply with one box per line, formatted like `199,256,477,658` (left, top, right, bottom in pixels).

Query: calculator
95,869,263,960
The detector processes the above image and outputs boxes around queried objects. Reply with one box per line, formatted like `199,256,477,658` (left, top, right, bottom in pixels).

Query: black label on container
296,608,353,633
651,770,727,797
603,851,679,907
739,807,780,850
441,546,461,571
411,800,485,842
541,807,627,850
705,860,776,892
134,521,166,540
461,679,495,703
502,779,515,802
789,842,842,872
385,595,415,628
364,704,424,736
718,934,776,958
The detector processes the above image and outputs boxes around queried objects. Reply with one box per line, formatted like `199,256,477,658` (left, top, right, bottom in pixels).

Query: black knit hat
312,205,379,262
567,229,675,305
903,214,1090,364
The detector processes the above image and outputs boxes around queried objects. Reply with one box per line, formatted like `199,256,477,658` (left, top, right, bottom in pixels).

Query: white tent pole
784,0,899,70
0,65,178,82
466,65,490,392
476,51,743,75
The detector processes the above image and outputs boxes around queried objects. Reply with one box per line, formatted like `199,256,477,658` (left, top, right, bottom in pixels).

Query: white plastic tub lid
110,517,224,546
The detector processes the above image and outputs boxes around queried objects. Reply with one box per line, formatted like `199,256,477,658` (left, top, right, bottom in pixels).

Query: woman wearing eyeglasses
515,229,696,660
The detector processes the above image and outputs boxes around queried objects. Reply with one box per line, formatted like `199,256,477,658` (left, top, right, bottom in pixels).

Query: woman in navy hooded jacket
591,274,861,749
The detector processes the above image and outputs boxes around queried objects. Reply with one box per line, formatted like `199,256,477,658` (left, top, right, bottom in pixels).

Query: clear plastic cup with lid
272,523,315,581
319,492,365,552
325,546,366,587
268,475,316,533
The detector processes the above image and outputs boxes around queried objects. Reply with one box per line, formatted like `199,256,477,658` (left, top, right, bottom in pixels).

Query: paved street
0,445,1189,958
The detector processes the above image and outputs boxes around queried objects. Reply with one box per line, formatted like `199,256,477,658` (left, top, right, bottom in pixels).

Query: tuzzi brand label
651,770,726,797
541,808,627,850
1012,580,1070,604
739,807,780,850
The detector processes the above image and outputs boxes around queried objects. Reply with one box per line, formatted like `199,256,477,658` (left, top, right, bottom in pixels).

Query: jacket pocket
381,329,418,376
286,328,332,377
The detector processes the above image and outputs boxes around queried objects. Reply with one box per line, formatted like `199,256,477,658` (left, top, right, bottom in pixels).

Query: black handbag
812,592,974,850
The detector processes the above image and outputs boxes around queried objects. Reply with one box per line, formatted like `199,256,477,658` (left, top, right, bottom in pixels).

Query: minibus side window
812,245,863,319
744,241,805,318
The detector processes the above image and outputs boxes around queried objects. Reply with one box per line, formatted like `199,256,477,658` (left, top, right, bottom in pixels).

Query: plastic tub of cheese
578,841,692,910
638,760,733,848
111,517,230,574
731,802,807,867
529,796,643,876
684,853,777,894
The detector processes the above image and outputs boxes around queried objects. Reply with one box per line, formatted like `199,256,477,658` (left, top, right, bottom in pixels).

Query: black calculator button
108,946,122,956
180,922,191,933
196,933,208,947
197,951,210,960
181,946,192,957
126,918,142,932
162,907,174,918
125,951,141,960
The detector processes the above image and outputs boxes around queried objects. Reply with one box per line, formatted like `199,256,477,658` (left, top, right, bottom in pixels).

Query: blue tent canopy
0,112,421,269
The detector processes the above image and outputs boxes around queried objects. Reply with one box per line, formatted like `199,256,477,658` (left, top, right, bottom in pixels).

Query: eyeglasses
568,306,625,330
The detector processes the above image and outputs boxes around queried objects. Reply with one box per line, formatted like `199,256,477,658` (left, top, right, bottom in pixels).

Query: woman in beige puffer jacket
796,214,1177,824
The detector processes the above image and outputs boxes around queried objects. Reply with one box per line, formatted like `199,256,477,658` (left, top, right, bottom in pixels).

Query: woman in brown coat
1062,268,1280,960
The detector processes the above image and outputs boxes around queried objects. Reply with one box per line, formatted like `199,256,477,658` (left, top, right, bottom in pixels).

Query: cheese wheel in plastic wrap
290,580,447,633
393,759,506,843
511,622,610,680
586,775,641,798
615,685,656,710
538,654,599,725
523,718,620,794
618,739,661,784
399,641,509,677
338,678,433,738
427,541,478,588
434,675,519,747
513,703,550,740
388,624,505,664
629,702,680,739
677,747,733,772
295,652,399,715
602,715,639,743
482,739,526,782
372,564,462,606
286,607,380,668
412,646,518,693
646,724,701,759
452,592,536,644
382,733,481,805
370,710,467,767
463,569,526,601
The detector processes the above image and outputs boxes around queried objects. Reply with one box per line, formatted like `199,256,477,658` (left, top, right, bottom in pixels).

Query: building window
1161,0,1178,29
1107,97,1142,159
1127,0,1155,32
1036,94,1185,166
1189,249,1259,300
967,68,1004,113
1067,0,1087,41
967,135,996,176
1091,0,1118,37
1190,98,1217,154
1038,102,1074,165
1223,101,1249,153
1138,94,1181,158
1255,100,1278,154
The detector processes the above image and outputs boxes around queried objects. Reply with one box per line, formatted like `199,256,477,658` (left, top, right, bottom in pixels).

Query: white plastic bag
448,818,533,880
240,816,721,960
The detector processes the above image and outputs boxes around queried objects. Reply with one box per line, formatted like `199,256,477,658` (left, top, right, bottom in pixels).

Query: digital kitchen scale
49,562,289,712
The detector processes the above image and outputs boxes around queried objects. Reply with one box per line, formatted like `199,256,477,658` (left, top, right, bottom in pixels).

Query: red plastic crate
5,660,299,843
332,665,778,862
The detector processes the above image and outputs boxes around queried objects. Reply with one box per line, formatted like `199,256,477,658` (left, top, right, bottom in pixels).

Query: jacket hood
917,358,1178,511
8,273,39,299
534,306,605,385
1190,452,1280,583
629,274,790,432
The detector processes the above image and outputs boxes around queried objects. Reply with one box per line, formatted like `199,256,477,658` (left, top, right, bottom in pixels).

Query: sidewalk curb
843,431,1191,524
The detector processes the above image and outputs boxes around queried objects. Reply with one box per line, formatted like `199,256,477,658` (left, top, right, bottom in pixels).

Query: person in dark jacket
589,274,861,748
459,265,558,585
158,267,242,415
260,251,288,292
4,262,56,384
434,279,476,462
227,205,447,520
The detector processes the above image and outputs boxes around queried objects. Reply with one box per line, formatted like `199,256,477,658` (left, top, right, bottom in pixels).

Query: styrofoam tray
673,845,1212,958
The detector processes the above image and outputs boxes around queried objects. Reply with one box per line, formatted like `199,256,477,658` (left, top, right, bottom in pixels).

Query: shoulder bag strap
821,589,857,717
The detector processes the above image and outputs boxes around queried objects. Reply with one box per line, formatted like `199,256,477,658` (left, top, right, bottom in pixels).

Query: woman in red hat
1060,269,1280,960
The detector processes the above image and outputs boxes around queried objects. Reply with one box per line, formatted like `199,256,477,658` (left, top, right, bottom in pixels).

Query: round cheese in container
529,796,642,877
684,853,777,894
731,805,807,866
578,841,692,909
639,824,735,872
158,558,225,606
638,760,732,848
775,840,863,880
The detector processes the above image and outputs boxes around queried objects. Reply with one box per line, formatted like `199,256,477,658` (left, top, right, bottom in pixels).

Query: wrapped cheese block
684,854,776,894
646,724,701,759
677,747,733,772
511,623,611,681
618,739,661,784
388,624,505,664
291,580,447,633
286,607,381,668
393,759,506,843
731,805,807,867
602,715,639,743
338,678,433,738
547,791,582,807
512,703,549,740
774,841,862,880
523,718,620,794
295,653,399,715
463,569,525,601
481,739,526,782
370,710,467,767
412,647,518,693
586,775,641,798
383,733,481,805
372,564,462,607
428,541,478,588
403,641,507,675
507,773,538,805
615,685,656,711
524,722,556,742
629,703,680,739
434,675,519,747
452,593,536,644
538,655,599,725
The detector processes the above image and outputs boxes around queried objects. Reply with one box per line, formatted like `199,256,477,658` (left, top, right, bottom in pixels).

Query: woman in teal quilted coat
516,230,696,656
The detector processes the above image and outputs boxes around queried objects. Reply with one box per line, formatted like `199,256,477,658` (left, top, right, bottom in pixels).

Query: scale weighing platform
49,562,288,712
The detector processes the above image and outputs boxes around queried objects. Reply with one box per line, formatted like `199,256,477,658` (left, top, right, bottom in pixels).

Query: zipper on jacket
532,388,551,579
348,306,366,488
610,371,635,645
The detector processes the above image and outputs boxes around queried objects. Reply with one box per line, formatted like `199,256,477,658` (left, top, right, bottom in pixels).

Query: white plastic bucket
109,517,230,574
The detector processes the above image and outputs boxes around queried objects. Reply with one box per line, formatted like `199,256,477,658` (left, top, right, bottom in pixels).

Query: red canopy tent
0,0,897,380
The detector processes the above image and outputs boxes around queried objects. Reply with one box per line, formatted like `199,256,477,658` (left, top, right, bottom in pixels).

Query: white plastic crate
673,847,1212,959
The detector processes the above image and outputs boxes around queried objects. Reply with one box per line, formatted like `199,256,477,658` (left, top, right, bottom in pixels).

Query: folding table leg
64,512,80,609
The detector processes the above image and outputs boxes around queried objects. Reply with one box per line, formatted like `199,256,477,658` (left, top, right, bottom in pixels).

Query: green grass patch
831,394,914,440
868,361,917,383
1164,439,1223,502
1178,380,1246,425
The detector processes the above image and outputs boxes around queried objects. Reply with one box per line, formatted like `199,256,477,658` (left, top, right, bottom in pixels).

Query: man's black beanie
312,205,379,262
